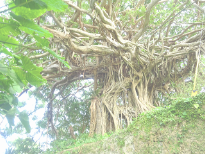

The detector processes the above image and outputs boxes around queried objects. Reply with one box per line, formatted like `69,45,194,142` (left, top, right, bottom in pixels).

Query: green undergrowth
127,93,205,133
52,93,205,153
45,131,115,153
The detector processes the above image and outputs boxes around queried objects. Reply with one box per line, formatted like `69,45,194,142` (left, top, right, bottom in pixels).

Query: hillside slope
59,94,205,154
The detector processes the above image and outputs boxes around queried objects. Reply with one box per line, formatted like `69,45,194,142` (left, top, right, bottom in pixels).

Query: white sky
0,92,45,154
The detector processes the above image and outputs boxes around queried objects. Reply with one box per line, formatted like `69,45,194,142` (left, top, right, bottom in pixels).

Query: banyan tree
24,0,205,137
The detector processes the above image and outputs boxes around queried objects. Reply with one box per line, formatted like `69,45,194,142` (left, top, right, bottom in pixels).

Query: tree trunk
89,74,155,136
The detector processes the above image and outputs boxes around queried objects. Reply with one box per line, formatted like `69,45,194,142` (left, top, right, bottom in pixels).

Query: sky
0,95,37,154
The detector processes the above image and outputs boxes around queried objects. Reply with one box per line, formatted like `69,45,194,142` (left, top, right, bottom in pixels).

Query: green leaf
34,35,50,47
40,0,67,12
0,47,13,57
12,7,47,19
11,96,18,106
0,35,19,49
7,107,19,115
19,111,31,133
0,101,12,112
26,71,46,87
6,115,15,126
0,75,16,94
12,66,28,85
10,12,53,38
21,56,43,75
0,18,21,36
12,0,67,13
6,108,19,127
20,56,46,86
0,63,24,92
43,47,71,69
193,104,199,109
13,0,47,10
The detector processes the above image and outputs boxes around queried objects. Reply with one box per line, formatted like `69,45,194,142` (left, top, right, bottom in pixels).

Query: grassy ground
55,93,205,154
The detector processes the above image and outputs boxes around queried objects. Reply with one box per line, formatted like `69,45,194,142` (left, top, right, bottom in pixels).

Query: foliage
41,92,203,153
0,0,67,132
0,0,205,153
8,137,42,154
0,53,45,132
162,55,205,100
128,93,205,133
45,132,113,153
44,93,205,153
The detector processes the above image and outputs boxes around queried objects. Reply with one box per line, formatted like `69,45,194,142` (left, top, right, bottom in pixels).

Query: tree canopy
0,0,205,153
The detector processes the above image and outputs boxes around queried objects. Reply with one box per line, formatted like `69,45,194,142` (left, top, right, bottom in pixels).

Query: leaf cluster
0,0,67,132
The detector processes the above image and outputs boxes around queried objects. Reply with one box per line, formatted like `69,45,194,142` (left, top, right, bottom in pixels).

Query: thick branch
49,11,64,29
95,4,115,27
30,52,50,59
64,0,94,19
68,28,101,39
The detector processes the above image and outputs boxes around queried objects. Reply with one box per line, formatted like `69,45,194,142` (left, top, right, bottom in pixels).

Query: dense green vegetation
0,0,205,153
48,93,205,154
